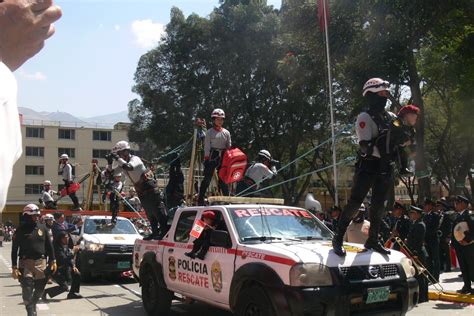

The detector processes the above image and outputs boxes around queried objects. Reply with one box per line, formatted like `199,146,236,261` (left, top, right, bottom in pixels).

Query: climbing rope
236,124,353,197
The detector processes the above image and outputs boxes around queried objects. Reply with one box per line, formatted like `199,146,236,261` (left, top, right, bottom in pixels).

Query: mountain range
18,107,130,127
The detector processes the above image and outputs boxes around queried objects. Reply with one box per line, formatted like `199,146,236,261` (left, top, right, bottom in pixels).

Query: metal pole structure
322,0,338,205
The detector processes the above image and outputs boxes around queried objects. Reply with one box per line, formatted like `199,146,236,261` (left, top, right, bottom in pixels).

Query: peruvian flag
318,0,330,32
190,219,206,239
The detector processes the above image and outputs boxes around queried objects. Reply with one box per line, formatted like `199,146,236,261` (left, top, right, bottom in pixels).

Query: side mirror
210,230,232,249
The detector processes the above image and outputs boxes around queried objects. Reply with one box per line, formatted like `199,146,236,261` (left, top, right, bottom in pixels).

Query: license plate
366,286,390,304
117,261,130,269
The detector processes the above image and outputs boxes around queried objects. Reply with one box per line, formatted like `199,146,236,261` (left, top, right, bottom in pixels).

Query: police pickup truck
133,202,419,316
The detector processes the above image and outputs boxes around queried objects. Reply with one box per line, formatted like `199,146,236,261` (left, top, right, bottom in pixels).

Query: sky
16,0,282,118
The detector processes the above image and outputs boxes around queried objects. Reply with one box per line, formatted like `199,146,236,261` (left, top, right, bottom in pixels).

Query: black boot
364,238,391,255
185,252,196,259
26,304,37,316
332,234,346,257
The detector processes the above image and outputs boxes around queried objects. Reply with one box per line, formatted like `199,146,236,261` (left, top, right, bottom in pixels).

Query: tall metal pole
322,0,338,205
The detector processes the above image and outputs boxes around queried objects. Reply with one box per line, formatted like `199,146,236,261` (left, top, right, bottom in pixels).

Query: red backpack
219,148,248,184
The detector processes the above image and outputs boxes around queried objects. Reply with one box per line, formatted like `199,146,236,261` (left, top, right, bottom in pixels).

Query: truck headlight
290,263,333,287
400,257,415,278
85,241,104,252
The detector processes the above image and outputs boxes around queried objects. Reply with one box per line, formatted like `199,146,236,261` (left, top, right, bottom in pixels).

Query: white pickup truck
79,215,142,281
133,204,419,316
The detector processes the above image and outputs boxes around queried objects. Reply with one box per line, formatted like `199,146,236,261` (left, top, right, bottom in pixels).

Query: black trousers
454,244,474,289
190,229,211,255
425,239,440,281
140,191,168,237
198,154,229,203
336,158,393,242
110,192,120,222
439,238,451,272
64,181,80,208
44,267,81,298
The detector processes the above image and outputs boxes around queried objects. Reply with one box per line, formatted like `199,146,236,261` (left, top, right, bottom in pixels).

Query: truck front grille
340,264,399,281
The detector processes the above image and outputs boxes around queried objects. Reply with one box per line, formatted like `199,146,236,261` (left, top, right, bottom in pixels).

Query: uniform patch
359,121,366,129
211,261,223,293
37,229,43,237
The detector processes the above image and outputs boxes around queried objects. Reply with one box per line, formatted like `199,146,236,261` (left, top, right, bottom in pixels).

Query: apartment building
4,120,137,214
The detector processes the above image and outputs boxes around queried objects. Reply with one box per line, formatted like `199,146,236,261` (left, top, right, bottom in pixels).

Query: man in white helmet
236,149,277,197
198,108,232,205
333,78,408,256
58,154,81,211
108,140,167,239
40,180,57,210
11,204,56,316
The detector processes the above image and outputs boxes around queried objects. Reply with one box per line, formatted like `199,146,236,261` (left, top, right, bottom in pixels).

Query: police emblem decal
211,261,223,293
169,256,176,281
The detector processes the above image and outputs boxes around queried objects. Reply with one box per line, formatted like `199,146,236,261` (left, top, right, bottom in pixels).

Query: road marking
0,254,11,268
37,303,49,310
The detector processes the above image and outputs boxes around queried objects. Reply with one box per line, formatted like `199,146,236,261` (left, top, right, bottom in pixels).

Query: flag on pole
190,219,206,239
318,0,330,32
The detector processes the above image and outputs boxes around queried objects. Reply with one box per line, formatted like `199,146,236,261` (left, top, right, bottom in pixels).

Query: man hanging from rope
107,141,168,240
332,78,411,256
236,149,278,197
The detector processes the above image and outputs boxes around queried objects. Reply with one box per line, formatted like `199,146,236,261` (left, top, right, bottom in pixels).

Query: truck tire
141,265,173,316
235,285,276,316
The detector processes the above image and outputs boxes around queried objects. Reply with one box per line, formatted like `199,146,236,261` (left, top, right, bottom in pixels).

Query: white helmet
43,214,54,221
112,140,130,153
23,204,41,216
362,78,390,96
59,153,69,160
114,172,122,177
258,149,272,161
211,108,225,119
129,187,136,193
43,180,52,186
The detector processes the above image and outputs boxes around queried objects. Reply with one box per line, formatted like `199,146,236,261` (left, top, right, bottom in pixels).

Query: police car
79,215,142,281
133,202,419,316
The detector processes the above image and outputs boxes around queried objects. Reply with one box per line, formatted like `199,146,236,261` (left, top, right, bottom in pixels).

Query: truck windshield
229,206,333,242
84,218,137,235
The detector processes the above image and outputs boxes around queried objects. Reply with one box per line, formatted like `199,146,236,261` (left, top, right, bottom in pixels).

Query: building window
58,129,75,140
25,165,44,175
25,146,44,157
92,149,110,159
25,184,43,195
93,130,111,141
25,127,44,138
58,148,76,158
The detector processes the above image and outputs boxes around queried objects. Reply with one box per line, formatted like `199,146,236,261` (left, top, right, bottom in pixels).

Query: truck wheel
235,285,276,316
141,266,173,315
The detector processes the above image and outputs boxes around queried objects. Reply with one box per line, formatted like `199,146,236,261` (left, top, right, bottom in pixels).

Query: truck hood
83,233,141,245
244,240,405,267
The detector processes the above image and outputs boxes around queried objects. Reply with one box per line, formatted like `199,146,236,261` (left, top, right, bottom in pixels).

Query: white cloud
19,70,47,81
131,19,165,49
114,24,121,31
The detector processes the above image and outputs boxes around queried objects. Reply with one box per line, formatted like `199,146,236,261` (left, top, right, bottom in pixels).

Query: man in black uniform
11,204,57,316
407,205,429,303
437,199,453,273
451,195,474,294
333,78,407,256
423,198,441,281
388,201,410,251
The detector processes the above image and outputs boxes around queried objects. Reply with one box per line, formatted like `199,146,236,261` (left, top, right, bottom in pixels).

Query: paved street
1,241,472,315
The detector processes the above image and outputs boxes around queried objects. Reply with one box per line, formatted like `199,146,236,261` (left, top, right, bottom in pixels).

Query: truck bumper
80,250,133,274
281,277,418,316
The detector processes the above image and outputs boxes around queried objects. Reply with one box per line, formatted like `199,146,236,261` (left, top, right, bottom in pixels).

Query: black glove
112,153,119,160
106,154,114,165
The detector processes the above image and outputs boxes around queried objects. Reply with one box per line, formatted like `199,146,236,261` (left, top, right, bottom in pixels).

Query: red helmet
202,210,216,220
211,108,225,119
397,105,420,117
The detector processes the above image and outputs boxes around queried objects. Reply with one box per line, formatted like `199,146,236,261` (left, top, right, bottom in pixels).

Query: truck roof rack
207,196,285,205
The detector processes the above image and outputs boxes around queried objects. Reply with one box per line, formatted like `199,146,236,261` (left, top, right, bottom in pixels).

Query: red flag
318,0,330,32
190,219,206,239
